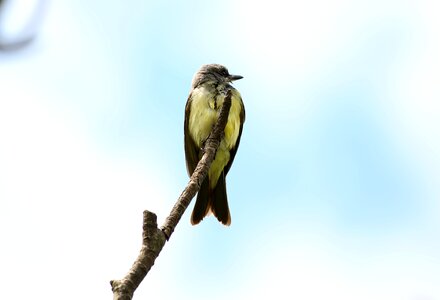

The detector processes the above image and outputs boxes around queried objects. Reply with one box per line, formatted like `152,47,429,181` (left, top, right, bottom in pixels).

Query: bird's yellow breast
188,85,242,187
188,86,242,149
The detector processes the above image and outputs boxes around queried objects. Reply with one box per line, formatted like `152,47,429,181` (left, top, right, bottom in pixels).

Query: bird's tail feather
211,172,231,226
191,172,231,226
191,178,210,225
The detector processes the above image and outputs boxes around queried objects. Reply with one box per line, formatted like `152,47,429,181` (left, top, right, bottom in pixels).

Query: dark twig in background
110,90,232,300
0,0,46,51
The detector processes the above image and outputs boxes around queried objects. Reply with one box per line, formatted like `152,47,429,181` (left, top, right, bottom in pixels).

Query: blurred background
1,0,439,299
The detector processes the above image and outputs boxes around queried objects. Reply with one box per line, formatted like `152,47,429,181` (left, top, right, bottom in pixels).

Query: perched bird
184,64,245,225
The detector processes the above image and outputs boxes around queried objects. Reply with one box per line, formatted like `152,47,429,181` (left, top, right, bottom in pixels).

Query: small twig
110,90,233,300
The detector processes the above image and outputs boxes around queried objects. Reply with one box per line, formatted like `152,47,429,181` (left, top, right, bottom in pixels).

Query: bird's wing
224,92,245,175
184,93,200,176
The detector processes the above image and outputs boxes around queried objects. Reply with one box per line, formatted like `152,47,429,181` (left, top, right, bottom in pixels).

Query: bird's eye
219,69,229,76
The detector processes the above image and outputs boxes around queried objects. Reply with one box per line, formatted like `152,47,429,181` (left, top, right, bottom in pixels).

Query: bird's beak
228,74,243,82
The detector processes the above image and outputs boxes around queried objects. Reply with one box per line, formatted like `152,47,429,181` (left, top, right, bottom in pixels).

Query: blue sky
1,0,439,299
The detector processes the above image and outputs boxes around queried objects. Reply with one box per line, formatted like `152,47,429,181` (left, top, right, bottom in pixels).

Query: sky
1,0,439,299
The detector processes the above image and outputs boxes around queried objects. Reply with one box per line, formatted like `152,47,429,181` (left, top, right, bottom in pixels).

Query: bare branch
110,90,233,300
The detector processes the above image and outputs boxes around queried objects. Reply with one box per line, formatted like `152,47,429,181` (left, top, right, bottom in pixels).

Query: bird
184,64,245,226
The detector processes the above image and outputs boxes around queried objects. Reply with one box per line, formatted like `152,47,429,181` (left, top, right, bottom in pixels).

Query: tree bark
110,90,233,300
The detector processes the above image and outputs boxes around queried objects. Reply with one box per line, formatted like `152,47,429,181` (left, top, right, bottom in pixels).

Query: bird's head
191,64,243,88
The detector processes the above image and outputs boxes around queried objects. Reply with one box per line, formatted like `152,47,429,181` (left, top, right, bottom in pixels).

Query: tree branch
110,90,232,300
